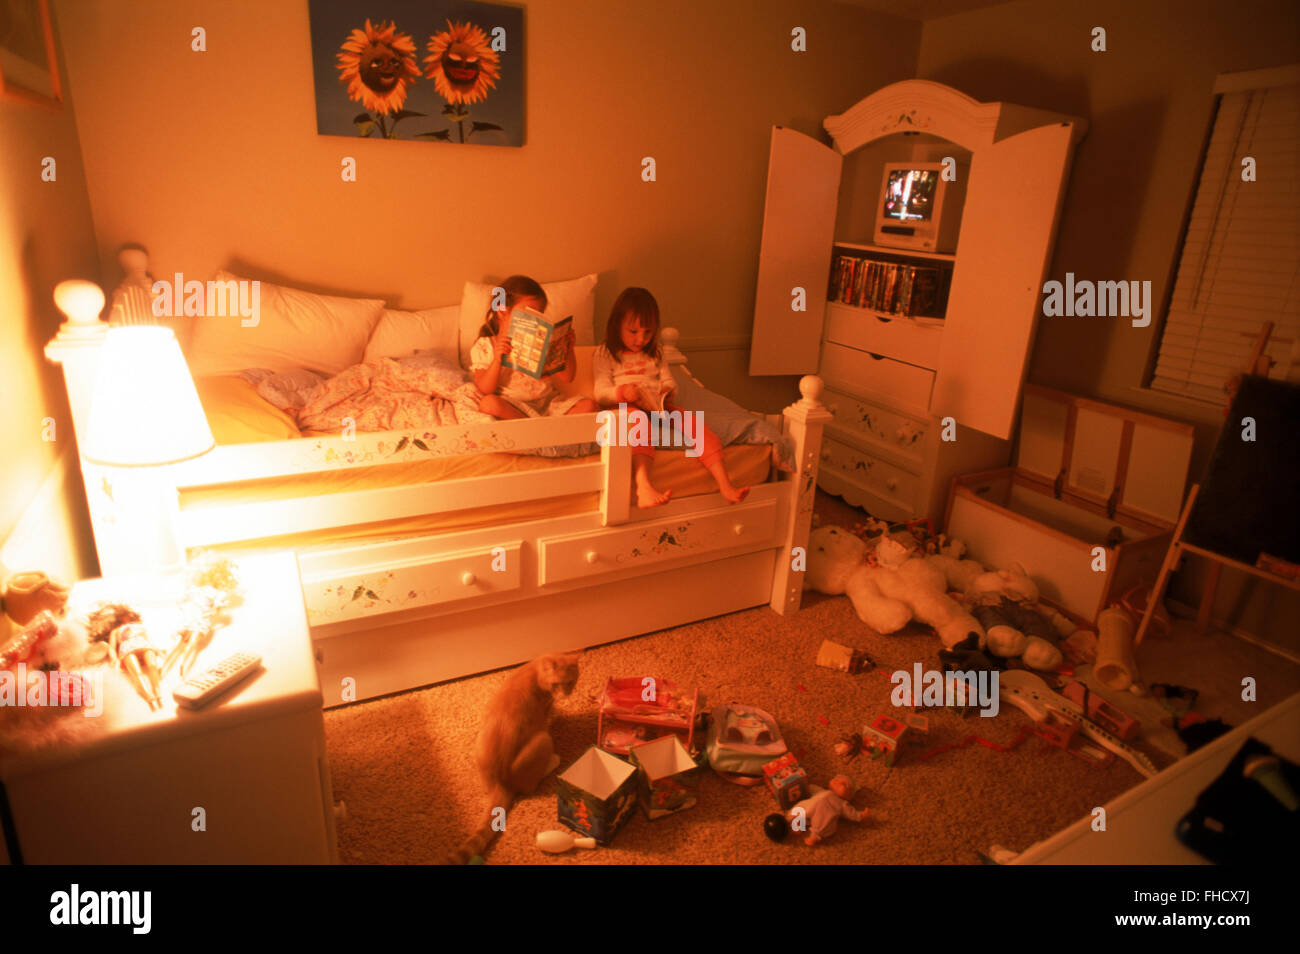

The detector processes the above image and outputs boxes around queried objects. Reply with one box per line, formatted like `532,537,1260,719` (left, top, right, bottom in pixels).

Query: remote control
173,651,263,708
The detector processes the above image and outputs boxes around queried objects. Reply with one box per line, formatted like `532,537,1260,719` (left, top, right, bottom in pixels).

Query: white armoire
750,80,1087,524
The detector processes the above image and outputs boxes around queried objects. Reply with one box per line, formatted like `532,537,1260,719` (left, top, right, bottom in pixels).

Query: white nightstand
0,552,339,864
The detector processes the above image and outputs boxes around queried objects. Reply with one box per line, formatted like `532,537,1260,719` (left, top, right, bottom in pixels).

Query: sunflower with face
425,20,500,104
421,20,503,143
336,19,422,137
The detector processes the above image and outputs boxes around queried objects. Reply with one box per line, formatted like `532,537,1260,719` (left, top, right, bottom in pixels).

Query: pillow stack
184,269,599,378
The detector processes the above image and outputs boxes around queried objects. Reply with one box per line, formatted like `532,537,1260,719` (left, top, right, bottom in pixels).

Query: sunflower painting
308,0,524,147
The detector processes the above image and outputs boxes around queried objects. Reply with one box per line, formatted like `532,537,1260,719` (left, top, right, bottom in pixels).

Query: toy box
945,385,1193,624
628,735,702,820
557,746,638,844
762,752,811,809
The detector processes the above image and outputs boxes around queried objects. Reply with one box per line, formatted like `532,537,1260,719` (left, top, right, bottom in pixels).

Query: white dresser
749,80,1087,523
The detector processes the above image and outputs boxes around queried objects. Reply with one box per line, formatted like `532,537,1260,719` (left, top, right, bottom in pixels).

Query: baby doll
789,775,866,846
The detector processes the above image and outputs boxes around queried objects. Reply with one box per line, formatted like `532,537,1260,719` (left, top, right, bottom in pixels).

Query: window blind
1151,76,1300,404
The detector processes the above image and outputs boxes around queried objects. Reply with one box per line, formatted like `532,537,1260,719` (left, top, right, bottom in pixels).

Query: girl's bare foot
720,484,750,504
636,483,673,508
705,459,749,504
804,834,821,846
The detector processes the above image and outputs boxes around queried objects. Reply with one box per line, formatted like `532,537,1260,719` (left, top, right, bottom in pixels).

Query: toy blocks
762,752,811,809
862,714,908,766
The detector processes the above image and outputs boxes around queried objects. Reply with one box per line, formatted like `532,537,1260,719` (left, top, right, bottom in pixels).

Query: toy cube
629,735,702,820
557,746,638,844
862,714,909,766
762,752,811,809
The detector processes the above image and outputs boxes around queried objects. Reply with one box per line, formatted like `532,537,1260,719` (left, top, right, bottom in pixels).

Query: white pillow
187,270,384,376
364,305,460,363
458,273,597,368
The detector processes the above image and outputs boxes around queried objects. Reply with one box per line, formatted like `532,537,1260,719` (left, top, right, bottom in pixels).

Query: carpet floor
322,495,1300,865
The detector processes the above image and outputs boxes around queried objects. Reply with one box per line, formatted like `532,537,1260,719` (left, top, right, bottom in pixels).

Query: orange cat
445,651,580,864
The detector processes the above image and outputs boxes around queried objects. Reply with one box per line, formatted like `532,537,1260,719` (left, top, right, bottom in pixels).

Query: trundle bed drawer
301,540,523,624
820,342,934,416
824,303,943,370
819,437,921,512
538,499,777,586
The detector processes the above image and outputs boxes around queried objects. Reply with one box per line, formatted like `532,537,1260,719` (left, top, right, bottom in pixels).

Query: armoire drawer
819,437,921,511
301,540,523,624
820,342,934,417
824,303,943,370
538,499,777,585
824,388,928,467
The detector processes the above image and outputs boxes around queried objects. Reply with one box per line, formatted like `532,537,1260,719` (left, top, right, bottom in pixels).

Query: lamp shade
82,326,215,467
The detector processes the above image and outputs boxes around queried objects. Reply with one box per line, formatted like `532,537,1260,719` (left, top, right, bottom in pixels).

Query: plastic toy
1061,680,1140,740
597,676,700,756
833,732,863,760
763,812,789,842
788,776,866,846
536,830,598,853
999,669,1156,777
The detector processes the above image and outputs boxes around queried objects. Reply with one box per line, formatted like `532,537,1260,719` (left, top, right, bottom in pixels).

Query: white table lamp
81,325,215,597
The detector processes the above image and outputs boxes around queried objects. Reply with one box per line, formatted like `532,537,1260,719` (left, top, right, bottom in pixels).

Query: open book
502,308,572,379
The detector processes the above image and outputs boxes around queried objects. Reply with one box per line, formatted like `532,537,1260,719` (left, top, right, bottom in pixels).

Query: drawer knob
733,523,745,536
314,647,324,665
461,571,476,586
886,478,898,491
585,550,599,564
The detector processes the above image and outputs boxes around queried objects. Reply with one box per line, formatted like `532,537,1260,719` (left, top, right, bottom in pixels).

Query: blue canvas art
307,0,524,146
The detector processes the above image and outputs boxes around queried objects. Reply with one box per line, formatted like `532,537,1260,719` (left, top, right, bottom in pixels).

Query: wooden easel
1137,330,1300,661
1134,482,1300,656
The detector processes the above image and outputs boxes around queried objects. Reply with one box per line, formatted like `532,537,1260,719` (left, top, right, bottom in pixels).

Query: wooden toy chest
944,385,1194,624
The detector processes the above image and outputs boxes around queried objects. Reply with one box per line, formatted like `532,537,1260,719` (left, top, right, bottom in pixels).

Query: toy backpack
706,703,787,785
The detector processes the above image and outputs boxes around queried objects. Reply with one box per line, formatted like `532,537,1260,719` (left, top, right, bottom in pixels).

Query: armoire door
932,121,1080,440
749,126,843,376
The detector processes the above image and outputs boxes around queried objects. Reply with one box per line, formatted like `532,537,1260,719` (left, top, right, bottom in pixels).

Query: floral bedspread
295,358,492,432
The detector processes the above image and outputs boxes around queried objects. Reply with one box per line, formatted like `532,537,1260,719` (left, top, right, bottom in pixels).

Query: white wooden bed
46,306,830,706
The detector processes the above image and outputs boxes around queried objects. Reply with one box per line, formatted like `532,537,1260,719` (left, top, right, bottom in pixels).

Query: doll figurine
789,775,866,846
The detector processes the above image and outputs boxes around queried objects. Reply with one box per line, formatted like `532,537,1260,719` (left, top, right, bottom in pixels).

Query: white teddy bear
805,527,985,650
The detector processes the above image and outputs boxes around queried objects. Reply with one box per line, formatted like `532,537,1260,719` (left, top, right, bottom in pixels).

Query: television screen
881,169,939,223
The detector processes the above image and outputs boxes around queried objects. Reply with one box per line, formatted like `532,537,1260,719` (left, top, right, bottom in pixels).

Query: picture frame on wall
0,0,62,108
308,0,525,147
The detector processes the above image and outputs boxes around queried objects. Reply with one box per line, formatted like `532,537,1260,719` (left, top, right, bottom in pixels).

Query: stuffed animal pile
806,526,982,650
805,525,1076,671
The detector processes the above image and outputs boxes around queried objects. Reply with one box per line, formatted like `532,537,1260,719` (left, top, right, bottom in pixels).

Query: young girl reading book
471,275,598,419
592,287,750,507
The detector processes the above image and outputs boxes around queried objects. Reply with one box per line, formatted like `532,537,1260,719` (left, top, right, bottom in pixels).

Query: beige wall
56,0,919,412
919,0,1298,445
918,0,1300,647
0,6,100,582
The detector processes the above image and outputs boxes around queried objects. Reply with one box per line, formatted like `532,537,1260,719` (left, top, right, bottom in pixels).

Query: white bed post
44,282,116,575
770,375,830,615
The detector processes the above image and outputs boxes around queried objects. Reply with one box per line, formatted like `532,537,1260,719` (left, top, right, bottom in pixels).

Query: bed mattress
187,375,773,551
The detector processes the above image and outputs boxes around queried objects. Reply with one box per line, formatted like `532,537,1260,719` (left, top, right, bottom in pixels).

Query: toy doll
789,775,866,846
